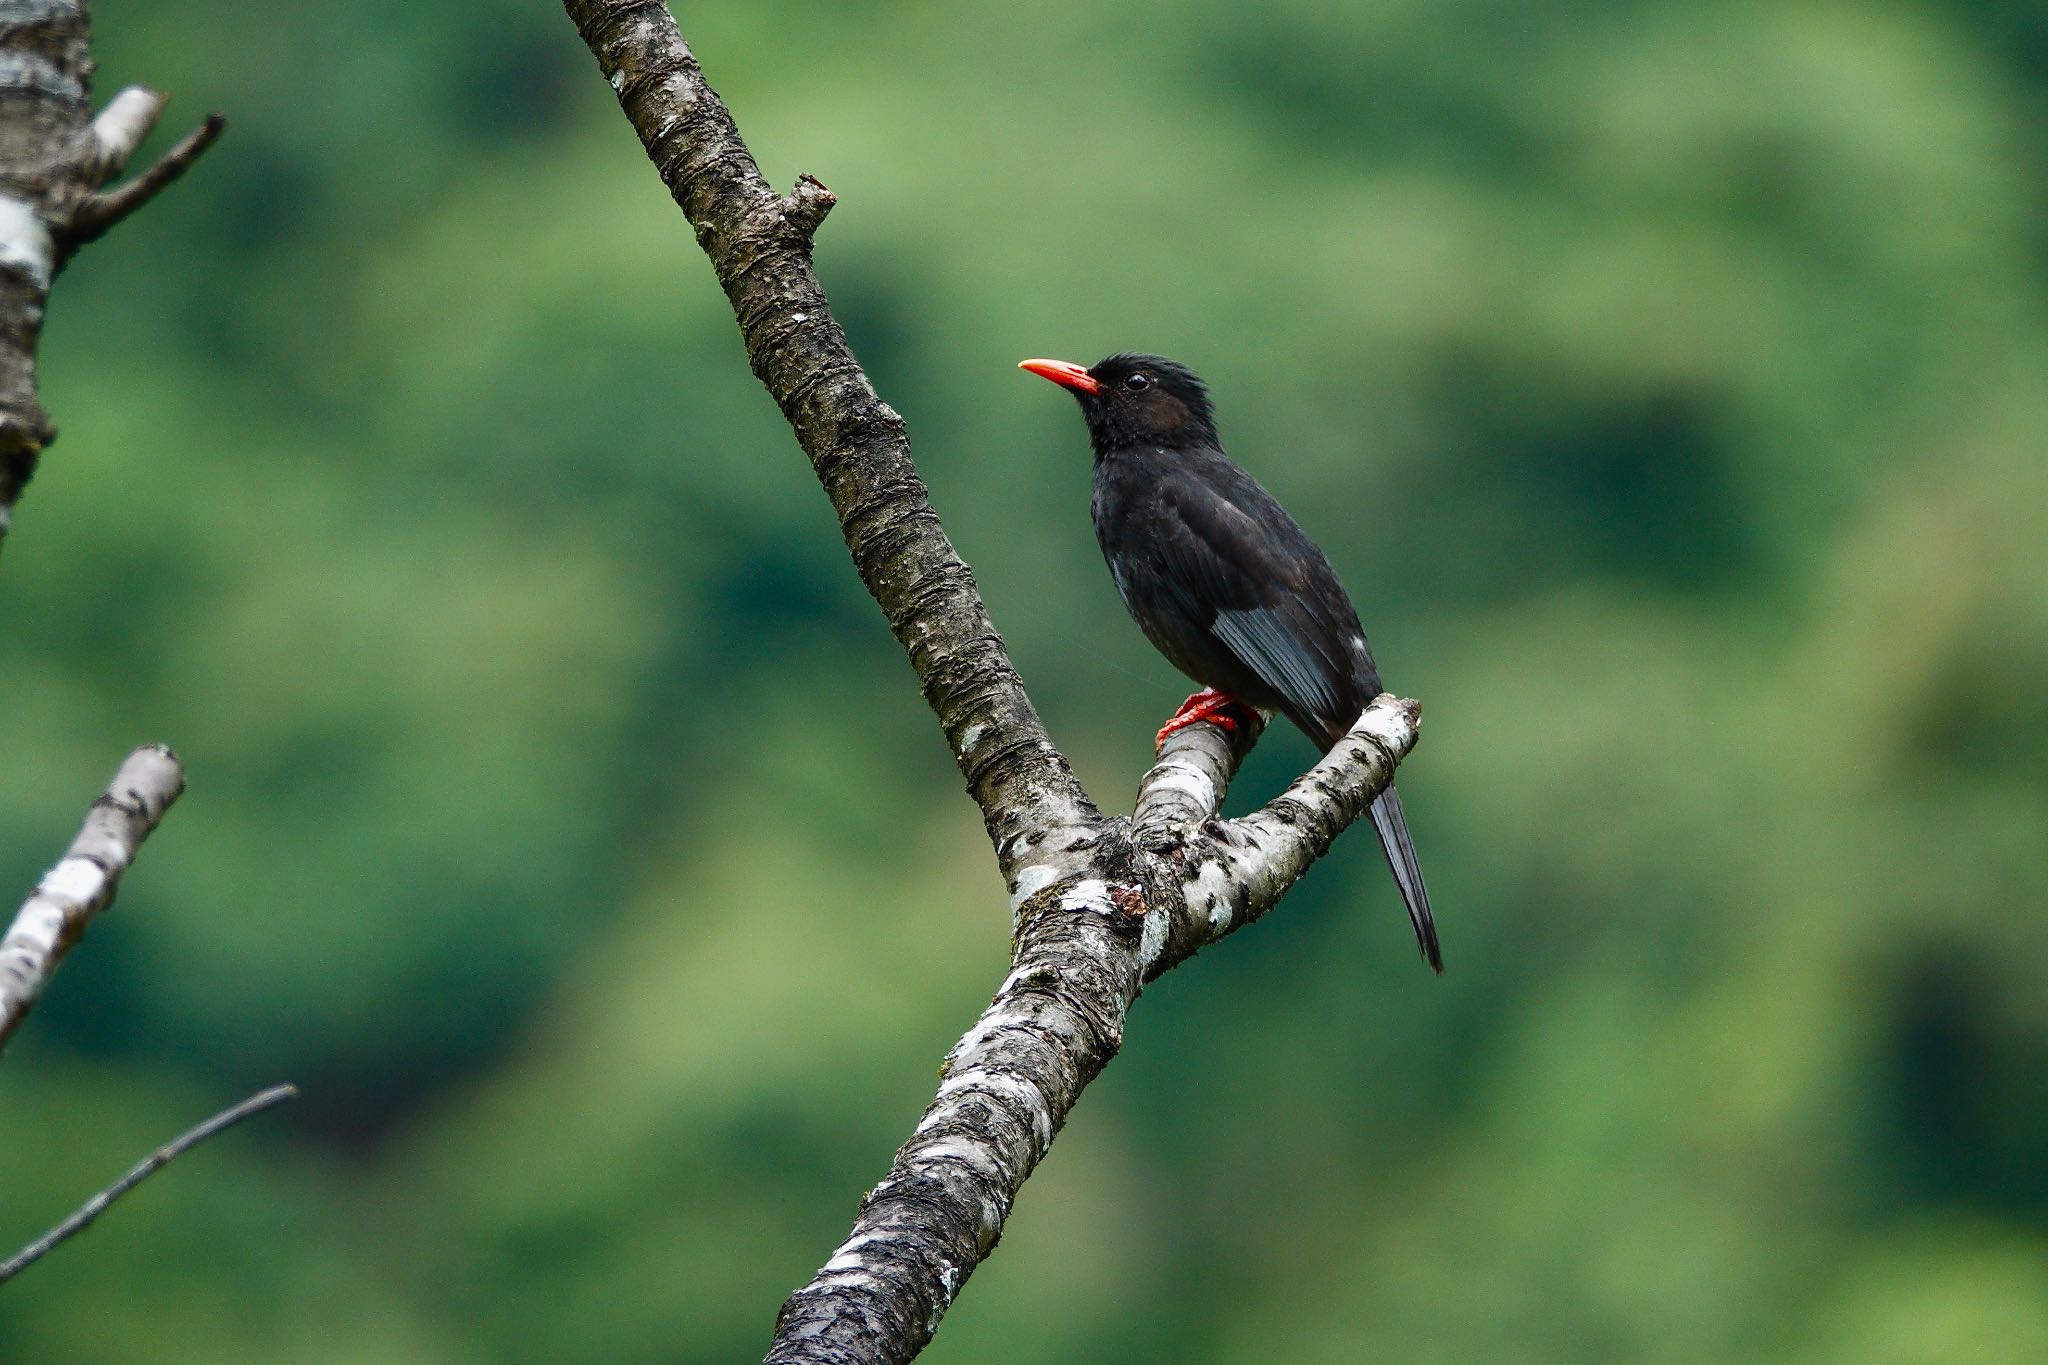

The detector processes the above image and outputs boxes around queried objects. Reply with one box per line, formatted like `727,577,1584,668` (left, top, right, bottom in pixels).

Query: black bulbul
1021,352,1441,973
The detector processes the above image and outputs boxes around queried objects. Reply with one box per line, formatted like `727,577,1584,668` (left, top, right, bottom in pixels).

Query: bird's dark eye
1123,372,1151,392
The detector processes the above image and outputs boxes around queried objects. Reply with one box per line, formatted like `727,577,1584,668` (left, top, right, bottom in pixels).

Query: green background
5,1,2047,1360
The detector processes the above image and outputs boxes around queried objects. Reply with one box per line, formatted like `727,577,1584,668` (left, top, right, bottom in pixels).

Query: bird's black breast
1092,442,1381,748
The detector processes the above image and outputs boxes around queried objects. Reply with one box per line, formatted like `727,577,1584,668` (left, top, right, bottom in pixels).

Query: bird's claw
1155,688,1246,753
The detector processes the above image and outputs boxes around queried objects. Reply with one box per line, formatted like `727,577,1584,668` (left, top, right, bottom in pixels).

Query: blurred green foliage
3,0,2046,1359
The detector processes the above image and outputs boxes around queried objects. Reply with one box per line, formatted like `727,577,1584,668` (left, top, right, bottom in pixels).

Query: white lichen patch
1357,699,1415,753
1137,905,1169,970
925,1259,966,1336
994,961,1057,1000
1186,860,1234,934
1007,863,1057,911
37,856,107,906
917,1135,1004,1181
791,1269,889,1296
932,1069,1055,1153
1146,762,1217,812
1057,879,1114,914
0,195,54,290
823,1231,886,1273
90,87,162,168
1,901,66,973
947,1001,1029,1066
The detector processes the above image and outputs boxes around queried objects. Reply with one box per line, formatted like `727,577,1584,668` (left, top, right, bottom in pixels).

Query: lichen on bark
562,6,1424,1360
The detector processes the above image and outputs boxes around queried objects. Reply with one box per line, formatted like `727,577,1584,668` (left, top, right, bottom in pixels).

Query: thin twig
69,114,227,246
0,1084,298,1286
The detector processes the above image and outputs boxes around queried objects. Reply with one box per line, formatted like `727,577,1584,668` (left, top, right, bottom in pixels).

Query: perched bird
1020,353,1441,973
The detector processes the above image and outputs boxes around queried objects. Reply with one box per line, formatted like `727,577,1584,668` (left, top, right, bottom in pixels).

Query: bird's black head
1019,352,1218,453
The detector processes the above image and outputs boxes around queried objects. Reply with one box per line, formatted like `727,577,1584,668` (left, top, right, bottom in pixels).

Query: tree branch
70,111,227,246
563,0,1095,873
0,5,225,554
0,1083,297,1286
562,7,1426,1359
1131,706,1263,849
767,701,1417,1362
0,745,186,1054
1143,695,1421,978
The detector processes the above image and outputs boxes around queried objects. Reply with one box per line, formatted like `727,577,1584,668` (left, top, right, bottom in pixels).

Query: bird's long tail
1369,784,1442,973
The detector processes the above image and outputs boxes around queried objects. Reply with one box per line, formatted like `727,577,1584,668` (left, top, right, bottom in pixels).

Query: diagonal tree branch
565,0,1095,874
0,745,186,1054
69,110,227,247
0,3,225,556
769,699,1419,1362
563,7,1425,1360
0,1083,297,1286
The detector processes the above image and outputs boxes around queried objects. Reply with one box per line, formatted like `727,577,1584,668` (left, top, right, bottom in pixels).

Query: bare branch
0,1084,298,1286
0,746,186,1054
0,5,225,555
1131,708,1263,849
563,8,1428,1359
69,113,226,246
768,702,1417,1362
768,828,1143,1363
562,0,1096,872
1145,696,1421,977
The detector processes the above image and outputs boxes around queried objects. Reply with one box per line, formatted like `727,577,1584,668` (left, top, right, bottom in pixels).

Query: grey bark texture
561,5,1425,1360
0,744,185,1053
0,0,222,553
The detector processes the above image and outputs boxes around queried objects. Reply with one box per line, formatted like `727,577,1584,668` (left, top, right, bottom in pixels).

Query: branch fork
563,6,1426,1359
68,96,226,247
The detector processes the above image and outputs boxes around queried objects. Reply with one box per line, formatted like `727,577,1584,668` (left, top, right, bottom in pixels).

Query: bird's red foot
1156,688,1248,753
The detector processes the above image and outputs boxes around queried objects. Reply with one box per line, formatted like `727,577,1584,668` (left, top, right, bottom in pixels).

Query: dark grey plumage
1025,352,1441,972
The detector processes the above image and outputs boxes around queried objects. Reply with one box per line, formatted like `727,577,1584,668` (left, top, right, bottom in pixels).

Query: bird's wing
1133,455,1440,972
1147,457,1376,744
1210,604,1346,726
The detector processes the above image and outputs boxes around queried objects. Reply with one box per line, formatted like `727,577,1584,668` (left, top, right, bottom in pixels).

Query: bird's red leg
1156,688,1249,753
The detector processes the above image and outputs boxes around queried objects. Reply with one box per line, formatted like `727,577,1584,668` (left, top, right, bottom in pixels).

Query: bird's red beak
1018,358,1100,394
